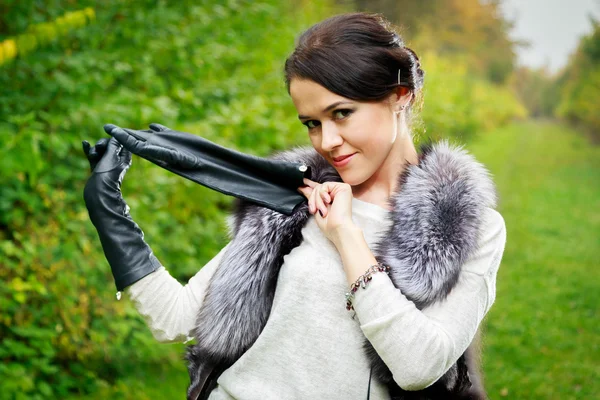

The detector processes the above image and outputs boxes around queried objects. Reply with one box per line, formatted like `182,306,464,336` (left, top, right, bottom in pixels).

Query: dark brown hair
284,12,424,106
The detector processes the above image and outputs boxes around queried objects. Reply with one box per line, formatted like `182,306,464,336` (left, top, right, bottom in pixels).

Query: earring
392,110,401,143
393,105,405,116
392,104,407,143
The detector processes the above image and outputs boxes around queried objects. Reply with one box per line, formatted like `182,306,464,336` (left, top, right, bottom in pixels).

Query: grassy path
71,120,598,399
470,120,600,399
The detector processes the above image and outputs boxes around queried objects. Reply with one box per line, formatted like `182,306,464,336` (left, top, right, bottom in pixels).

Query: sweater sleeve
351,208,506,391
124,243,231,343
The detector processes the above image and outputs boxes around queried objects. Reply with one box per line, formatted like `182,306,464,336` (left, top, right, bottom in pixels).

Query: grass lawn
470,120,600,399
71,120,599,399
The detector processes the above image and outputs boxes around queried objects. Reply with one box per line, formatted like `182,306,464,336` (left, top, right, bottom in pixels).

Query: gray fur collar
185,140,497,400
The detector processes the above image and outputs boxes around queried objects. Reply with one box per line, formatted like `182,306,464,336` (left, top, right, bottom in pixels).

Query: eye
303,120,321,129
333,109,353,120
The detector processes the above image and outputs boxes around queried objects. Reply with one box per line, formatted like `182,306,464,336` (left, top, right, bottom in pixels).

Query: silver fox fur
186,139,497,400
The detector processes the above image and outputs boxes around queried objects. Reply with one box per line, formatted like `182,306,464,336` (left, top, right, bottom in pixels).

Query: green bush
556,19,600,138
418,51,527,142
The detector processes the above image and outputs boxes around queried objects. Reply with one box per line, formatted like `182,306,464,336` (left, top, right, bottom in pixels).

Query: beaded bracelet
345,262,391,311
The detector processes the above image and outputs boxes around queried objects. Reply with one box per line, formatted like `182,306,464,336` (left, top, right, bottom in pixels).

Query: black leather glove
82,137,161,294
103,123,310,215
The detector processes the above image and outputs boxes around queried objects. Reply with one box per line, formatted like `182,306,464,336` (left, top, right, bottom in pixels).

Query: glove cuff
84,176,161,292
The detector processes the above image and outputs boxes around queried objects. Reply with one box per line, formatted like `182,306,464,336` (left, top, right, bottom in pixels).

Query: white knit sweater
126,197,506,399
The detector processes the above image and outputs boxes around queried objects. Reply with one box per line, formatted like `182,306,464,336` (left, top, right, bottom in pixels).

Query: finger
105,137,123,154
118,145,132,166
308,184,318,214
319,188,331,204
149,123,170,132
123,128,151,142
95,137,109,154
142,144,179,164
303,178,318,188
104,123,118,135
297,185,312,199
105,137,132,165
313,194,325,218
82,140,90,155
83,140,98,171
105,124,151,142
310,185,327,216
108,127,144,154
142,143,200,168
315,187,328,217
88,146,99,160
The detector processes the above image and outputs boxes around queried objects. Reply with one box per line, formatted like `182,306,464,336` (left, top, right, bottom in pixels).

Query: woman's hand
297,178,356,243
82,137,163,292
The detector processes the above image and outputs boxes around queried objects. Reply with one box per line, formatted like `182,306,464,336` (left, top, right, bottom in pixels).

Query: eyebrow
298,101,354,120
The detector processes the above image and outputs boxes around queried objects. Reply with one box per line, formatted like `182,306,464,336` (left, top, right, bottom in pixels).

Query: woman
83,12,506,400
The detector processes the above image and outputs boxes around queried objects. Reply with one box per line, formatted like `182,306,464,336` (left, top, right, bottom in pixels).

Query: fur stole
185,140,497,400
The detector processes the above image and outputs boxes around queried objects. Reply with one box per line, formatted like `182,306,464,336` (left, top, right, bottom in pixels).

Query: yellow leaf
11,277,29,292
2,39,17,60
83,7,96,23
16,33,38,57
14,292,27,304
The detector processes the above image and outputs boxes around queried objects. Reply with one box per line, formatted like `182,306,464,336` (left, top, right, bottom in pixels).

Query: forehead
289,79,348,113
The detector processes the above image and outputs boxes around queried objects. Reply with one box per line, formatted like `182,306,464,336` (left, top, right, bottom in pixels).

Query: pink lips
332,153,356,167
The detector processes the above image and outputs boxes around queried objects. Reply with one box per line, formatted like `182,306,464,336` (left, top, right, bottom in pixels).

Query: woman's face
289,78,402,187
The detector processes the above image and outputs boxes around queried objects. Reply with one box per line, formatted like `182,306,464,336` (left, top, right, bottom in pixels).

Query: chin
336,170,369,187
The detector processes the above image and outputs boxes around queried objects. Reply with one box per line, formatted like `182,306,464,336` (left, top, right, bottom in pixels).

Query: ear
392,86,413,111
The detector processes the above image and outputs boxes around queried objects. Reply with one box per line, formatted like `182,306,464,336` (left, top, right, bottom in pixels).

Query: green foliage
0,0,98,38
0,7,95,65
417,52,527,142
557,19,600,139
511,66,561,118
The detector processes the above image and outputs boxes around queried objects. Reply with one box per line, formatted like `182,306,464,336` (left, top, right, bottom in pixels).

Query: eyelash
302,109,354,130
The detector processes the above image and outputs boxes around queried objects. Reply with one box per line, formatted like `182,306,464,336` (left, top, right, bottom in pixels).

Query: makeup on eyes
301,108,355,129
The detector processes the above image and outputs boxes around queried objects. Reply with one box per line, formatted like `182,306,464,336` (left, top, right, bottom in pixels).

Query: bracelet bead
345,262,390,311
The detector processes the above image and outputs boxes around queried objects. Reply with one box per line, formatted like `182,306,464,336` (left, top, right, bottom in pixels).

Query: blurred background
0,0,598,399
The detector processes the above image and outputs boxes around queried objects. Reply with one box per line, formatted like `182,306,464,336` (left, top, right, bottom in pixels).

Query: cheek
350,113,391,150
308,136,328,159
308,135,320,151
355,108,390,135
370,113,394,145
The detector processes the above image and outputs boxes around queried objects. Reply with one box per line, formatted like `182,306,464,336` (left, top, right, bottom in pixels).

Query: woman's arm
82,136,232,344
335,207,506,390
125,243,230,343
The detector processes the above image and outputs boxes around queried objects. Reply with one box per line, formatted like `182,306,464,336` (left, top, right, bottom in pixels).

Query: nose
320,121,343,152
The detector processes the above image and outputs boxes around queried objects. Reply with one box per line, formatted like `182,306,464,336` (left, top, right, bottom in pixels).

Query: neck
351,136,418,210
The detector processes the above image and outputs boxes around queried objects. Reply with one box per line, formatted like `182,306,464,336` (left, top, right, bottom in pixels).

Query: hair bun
285,12,425,102
404,47,424,91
